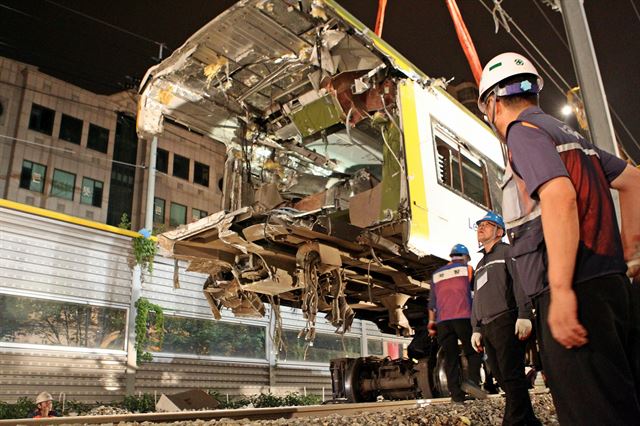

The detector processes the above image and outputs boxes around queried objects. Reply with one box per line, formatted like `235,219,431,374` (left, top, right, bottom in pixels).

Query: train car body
136,0,504,340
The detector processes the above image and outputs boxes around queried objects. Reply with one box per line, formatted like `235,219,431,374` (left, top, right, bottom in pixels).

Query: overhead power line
44,0,169,52
532,0,569,50
0,3,36,19
476,0,640,155
631,0,640,25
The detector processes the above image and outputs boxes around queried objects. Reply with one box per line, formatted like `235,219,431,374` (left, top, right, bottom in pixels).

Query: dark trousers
437,318,482,399
534,274,640,425
482,312,540,426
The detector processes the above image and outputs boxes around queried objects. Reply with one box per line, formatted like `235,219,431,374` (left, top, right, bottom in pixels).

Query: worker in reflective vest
471,211,540,425
429,244,486,403
478,51,640,425
29,392,58,418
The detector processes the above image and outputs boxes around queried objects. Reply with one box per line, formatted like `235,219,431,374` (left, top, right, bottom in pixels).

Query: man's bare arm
611,165,640,282
538,176,587,348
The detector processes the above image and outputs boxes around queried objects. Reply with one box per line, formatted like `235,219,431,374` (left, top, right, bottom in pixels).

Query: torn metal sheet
240,268,301,295
140,0,505,339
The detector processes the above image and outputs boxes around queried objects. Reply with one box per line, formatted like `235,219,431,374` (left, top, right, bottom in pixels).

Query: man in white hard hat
477,52,640,424
30,391,58,418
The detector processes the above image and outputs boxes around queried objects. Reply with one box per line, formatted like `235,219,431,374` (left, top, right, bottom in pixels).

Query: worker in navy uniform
470,211,541,425
478,52,640,424
428,244,486,403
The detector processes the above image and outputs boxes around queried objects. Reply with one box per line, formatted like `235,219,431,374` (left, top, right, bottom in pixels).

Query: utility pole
144,136,158,230
558,0,620,157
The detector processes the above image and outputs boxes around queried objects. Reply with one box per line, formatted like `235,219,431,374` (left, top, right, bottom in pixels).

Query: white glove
515,318,532,340
627,257,640,283
471,332,483,352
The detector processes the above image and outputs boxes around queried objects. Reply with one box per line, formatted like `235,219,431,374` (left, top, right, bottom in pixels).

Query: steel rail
0,391,550,425
0,397,459,425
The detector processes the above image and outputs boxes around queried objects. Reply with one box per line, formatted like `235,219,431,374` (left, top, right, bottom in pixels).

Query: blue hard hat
476,211,505,231
450,243,470,257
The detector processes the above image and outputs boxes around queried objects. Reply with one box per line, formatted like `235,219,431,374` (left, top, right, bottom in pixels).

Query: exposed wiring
366,259,374,303
267,295,286,358
379,95,405,173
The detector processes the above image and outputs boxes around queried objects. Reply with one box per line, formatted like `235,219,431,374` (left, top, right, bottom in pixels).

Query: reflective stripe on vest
433,265,469,283
475,259,506,275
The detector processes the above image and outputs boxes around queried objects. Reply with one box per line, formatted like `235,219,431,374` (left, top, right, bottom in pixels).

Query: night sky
1,0,638,160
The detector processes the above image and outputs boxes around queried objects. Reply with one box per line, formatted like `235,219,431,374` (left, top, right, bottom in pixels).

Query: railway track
0,396,464,425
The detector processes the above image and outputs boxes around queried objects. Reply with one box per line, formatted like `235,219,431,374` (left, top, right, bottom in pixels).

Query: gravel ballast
57,393,559,426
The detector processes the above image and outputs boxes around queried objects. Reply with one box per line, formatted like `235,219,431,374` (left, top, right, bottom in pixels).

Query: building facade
0,56,226,231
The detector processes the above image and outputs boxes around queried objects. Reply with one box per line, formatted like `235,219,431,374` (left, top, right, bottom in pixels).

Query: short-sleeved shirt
506,107,627,284
429,262,473,323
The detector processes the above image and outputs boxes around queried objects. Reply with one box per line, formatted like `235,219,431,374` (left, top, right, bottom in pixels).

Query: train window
278,329,361,363
366,338,410,358
367,339,384,356
433,121,491,209
156,315,266,359
0,293,126,350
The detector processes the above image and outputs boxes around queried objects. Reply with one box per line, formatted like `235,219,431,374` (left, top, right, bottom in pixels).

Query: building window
28,104,55,135
154,198,165,223
50,169,76,200
191,208,207,221
153,315,266,359
58,114,83,145
278,329,360,363
80,177,103,207
156,148,168,173
169,202,187,226
194,161,209,187
173,154,189,180
0,293,127,350
19,160,46,193
87,123,109,153
433,121,491,209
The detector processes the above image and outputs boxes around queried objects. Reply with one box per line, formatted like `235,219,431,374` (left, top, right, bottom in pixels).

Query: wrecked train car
136,0,504,340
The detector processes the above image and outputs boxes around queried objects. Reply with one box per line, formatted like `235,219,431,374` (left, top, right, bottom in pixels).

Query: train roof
136,0,436,141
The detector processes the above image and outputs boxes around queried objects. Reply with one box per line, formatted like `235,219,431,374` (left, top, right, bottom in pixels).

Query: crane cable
445,0,483,85
375,0,388,37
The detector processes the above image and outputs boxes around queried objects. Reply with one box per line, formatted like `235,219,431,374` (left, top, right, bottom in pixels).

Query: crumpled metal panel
137,0,431,140
138,0,317,139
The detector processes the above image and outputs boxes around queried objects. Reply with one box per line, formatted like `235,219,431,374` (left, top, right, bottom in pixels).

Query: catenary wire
630,0,640,25
1,3,168,73
529,1,640,154
529,0,640,155
44,0,169,50
478,0,640,155
532,0,569,50
481,0,573,91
